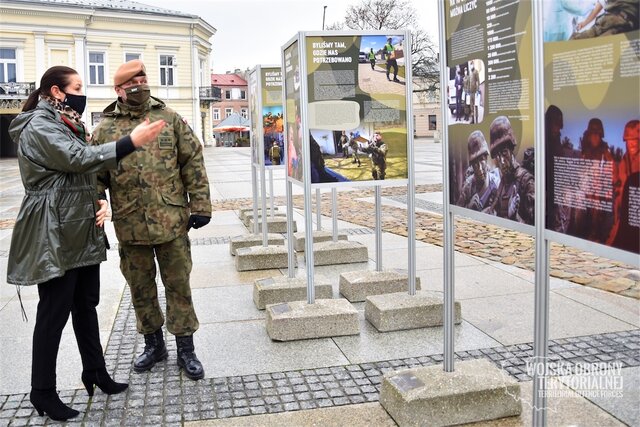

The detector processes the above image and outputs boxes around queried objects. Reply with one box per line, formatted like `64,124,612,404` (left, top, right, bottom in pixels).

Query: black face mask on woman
62,92,87,115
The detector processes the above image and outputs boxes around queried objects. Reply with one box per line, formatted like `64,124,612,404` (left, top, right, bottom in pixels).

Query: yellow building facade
0,0,217,157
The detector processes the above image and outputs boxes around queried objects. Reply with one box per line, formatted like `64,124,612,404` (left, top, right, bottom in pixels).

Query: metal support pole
251,164,259,235
315,188,322,231
331,188,338,242
405,30,416,297
269,168,275,218
438,0,455,372
375,185,382,271
260,159,268,247
286,179,296,278
532,1,549,424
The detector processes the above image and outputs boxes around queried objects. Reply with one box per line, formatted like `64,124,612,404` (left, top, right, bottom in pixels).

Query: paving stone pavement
0,240,638,426
214,185,640,300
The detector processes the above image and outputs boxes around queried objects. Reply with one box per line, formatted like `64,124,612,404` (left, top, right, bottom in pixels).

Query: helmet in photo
467,130,489,163
490,116,517,158
586,118,604,138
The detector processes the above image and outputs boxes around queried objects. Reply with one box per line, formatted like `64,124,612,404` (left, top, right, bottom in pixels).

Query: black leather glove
187,214,211,230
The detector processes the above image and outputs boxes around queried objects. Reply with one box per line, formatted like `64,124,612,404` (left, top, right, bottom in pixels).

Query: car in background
358,52,367,63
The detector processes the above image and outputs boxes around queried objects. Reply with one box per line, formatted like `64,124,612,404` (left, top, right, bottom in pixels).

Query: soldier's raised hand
130,118,166,147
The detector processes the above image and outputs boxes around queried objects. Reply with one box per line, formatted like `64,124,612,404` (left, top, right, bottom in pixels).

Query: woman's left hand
96,199,109,227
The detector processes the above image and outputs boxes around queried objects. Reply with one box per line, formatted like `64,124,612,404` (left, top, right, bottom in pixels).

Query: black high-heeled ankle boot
81,367,128,396
30,388,79,421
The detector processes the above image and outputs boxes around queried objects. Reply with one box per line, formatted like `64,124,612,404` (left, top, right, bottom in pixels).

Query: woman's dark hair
22,65,78,111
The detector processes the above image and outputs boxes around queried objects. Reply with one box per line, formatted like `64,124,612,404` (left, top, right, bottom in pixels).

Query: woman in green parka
7,66,165,421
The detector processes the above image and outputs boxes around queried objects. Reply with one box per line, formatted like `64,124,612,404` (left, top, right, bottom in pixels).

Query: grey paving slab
332,318,500,365
190,264,284,288
196,224,249,239
383,245,485,271
185,402,396,426
190,244,239,264
347,232,431,251
415,264,534,300
0,333,109,395
462,292,638,346
196,321,349,378
0,287,121,339
558,366,639,427
193,285,265,323
465,379,626,426
554,286,640,328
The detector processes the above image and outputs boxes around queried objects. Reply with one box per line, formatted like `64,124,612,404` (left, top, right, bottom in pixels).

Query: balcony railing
0,82,35,99
199,86,221,102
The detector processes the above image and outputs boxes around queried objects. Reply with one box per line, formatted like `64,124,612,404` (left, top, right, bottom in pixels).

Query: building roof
211,74,247,87
8,0,198,18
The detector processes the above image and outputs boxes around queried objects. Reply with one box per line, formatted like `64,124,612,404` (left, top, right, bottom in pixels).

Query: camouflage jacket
91,97,211,245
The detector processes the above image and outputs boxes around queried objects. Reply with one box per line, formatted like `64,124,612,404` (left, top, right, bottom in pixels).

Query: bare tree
331,0,440,95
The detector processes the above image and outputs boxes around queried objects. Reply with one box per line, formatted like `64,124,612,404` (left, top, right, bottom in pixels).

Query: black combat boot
133,329,168,372
176,335,204,380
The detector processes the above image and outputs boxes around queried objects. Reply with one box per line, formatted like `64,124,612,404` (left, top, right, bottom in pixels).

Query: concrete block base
253,276,334,309
229,234,285,255
306,240,369,266
339,270,422,302
293,230,348,252
365,292,461,332
242,212,286,227
266,299,359,341
235,245,291,272
380,359,521,426
248,217,295,233
239,207,280,221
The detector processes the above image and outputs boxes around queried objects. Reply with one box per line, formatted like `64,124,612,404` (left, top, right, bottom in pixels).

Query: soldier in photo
363,132,388,180
462,68,470,121
577,118,616,243
468,62,480,124
607,119,639,252
91,60,211,381
457,131,500,212
269,139,281,165
348,132,362,166
489,116,535,224
571,0,639,39
339,131,349,158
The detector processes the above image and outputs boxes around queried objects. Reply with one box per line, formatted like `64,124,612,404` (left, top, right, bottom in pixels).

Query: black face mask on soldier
123,84,150,106
62,92,87,115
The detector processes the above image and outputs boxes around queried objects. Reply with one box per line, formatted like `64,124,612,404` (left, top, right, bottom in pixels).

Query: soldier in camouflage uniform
571,0,638,39
364,133,388,180
457,131,500,212
489,116,535,225
91,60,211,380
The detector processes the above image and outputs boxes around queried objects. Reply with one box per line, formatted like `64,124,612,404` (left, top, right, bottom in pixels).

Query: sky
137,0,439,74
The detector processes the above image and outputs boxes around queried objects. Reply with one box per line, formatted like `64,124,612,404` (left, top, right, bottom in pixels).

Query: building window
91,112,104,128
160,55,175,86
212,109,220,121
429,115,437,130
125,52,140,62
88,52,105,85
0,48,16,83
240,90,246,100
225,90,231,100
241,108,248,119
225,108,233,118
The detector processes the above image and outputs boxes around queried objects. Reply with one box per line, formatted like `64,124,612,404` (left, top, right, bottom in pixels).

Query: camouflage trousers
571,13,637,39
118,235,199,336
372,163,386,180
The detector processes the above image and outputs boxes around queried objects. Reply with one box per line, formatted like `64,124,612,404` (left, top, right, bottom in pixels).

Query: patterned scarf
42,95,88,142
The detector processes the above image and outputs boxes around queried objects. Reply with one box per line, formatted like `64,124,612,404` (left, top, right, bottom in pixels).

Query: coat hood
8,101,56,143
